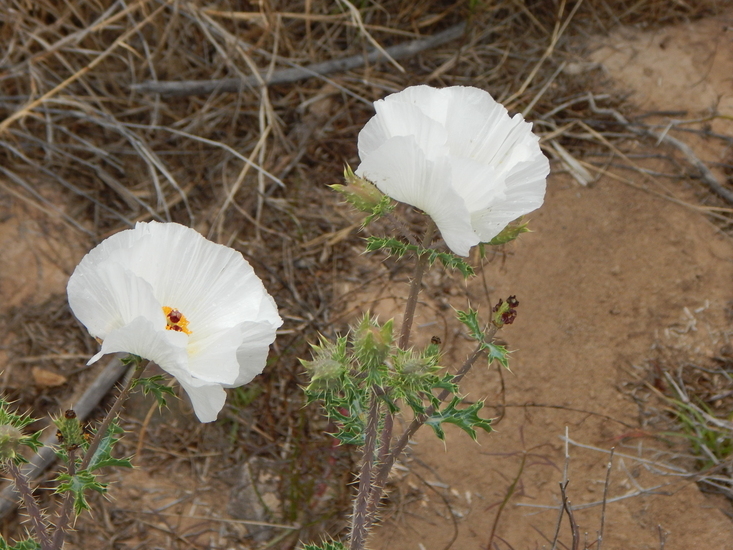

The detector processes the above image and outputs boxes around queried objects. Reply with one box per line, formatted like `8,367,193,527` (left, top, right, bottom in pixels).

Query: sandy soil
367,12,733,550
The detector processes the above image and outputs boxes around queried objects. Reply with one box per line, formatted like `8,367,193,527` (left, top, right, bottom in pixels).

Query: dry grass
0,0,729,547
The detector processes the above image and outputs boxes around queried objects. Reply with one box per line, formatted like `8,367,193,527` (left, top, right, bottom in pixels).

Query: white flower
355,85,550,256
67,221,282,423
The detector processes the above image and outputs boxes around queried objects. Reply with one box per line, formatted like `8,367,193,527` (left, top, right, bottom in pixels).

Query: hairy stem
6,461,52,550
398,220,436,350
365,336,494,523
51,358,147,549
349,388,381,550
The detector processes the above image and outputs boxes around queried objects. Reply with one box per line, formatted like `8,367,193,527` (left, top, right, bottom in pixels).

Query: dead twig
131,22,466,97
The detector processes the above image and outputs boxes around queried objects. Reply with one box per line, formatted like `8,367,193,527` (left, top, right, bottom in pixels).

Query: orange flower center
163,307,191,335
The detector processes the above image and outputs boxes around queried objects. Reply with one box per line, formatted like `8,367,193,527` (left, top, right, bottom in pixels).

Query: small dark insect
431,336,442,345
64,409,77,419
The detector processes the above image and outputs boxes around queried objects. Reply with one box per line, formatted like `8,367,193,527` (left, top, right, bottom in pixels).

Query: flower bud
330,166,386,212
353,316,393,371
307,358,345,382
0,424,23,461
487,220,530,246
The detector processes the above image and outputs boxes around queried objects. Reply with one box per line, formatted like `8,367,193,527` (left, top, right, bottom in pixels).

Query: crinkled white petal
359,100,448,161
357,135,479,256
185,323,249,385
176,378,227,423
231,320,281,386
378,85,454,126
88,316,188,371
470,157,550,242
68,262,165,340
449,157,505,212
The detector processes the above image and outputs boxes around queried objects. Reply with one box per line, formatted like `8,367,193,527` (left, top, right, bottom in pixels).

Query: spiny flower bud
330,166,386,212
0,424,23,461
487,219,530,246
399,356,429,375
353,315,393,371
395,347,440,379
301,336,350,392
305,358,345,381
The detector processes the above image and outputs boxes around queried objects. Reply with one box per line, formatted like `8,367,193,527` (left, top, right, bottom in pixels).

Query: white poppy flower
67,221,282,422
355,85,550,256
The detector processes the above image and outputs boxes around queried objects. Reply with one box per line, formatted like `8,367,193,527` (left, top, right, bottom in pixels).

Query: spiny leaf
132,375,176,409
87,419,132,472
484,342,510,369
55,470,107,515
425,397,493,441
456,309,483,342
365,238,474,277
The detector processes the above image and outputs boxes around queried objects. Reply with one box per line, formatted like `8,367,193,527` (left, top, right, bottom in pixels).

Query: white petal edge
177,379,227,423
358,101,448,161
231,320,280,386
470,157,550,242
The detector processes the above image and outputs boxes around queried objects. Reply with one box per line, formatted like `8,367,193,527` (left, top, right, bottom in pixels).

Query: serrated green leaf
132,375,176,409
484,342,510,369
88,419,132,472
365,238,474,277
55,470,107,515
425,397,493,441
429,251,475,278
456,309,483,342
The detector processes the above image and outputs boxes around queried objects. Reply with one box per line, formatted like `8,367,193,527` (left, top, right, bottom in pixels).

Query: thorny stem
374,341,490,489
398,219,436,350
51,358,147,549
6,461,53,550
349,387,381,550
355,219,436,535
363,330,496,531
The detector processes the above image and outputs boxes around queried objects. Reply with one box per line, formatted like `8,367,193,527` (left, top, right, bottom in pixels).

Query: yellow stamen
162,306,191,335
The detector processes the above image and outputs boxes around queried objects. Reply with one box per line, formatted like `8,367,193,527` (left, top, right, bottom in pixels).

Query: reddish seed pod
168,309,183,323
64,409,77,419
172,325,183,332
507,295,519,308
431,336,442,345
